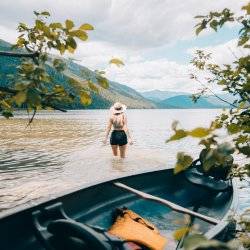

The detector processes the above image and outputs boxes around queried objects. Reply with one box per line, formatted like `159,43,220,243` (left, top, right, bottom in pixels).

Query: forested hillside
0,39,154,109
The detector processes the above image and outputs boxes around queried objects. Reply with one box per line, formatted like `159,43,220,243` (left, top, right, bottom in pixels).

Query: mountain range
140,90,235,109
0,39,154,109
0,39,235,109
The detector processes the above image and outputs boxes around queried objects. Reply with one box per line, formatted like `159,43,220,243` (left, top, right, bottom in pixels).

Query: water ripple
0,110,249,214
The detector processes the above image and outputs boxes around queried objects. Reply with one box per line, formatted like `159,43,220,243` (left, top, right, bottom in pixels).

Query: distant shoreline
5,107,229,114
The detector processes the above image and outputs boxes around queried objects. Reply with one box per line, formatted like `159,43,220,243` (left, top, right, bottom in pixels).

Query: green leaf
20,62,34,73
238,146,250,157
53,85,65,93
35,20,45,30
227,123,240,134
195,25,203,35
88,81,99,93
194,15,206,18
210,20,218,31
53,58,66,71
173,227,190,241
33,11,40,16
218,79,226,85
80,91,92,105
1,100,11,109
238,36,249,46
67,46,75,53
15,82,28,91
220,113,228,121
97,76,109,89
41,11,50,16
16,37,26,47
203,157,216,172
174,152,193,174
2,110,13,119
70,30,88,41
109,58,125,67
58,43,66,54
65,19,74,30
14,91,27,106
166,129,187,142
188,127,210,138
242,3,250,14
67,37,77,49
50,22,63,29
79,23,94,30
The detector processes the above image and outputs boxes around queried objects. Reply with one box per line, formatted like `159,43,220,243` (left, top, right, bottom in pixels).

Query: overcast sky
0,0,247,93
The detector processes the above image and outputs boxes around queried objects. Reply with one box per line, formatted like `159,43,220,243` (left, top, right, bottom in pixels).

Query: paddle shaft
114,182,219,225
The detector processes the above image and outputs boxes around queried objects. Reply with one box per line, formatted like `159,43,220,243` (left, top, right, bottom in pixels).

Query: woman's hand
102,138,108,145
128,138,133,145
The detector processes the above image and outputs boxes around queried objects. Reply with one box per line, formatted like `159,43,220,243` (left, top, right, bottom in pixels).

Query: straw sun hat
110,102,127,115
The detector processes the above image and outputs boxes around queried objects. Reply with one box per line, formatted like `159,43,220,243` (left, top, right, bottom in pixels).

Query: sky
0,0,247,93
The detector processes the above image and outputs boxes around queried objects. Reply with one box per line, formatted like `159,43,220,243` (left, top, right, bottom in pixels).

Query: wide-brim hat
110,102,127,114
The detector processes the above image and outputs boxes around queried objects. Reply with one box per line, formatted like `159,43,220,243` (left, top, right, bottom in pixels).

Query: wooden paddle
114,182,219,225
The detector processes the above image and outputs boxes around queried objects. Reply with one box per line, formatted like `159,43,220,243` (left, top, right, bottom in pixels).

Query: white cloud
0,0,247,92
0,25,18,44
187,39,247,65
0,0,246,48
105,58,197,92
185,38,249,93
104,38,247,93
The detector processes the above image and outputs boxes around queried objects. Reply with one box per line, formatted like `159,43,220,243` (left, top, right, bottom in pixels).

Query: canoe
0,168,238,250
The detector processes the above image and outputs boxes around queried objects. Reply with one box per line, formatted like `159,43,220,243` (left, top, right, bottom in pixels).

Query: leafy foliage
167,3,250,178
0,11,113,122
169,3,250,250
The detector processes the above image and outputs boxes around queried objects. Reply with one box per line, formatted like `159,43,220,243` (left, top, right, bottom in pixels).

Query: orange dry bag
108,208,167,250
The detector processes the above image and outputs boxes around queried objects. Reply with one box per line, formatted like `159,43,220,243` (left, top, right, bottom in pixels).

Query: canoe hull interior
0,169,234,250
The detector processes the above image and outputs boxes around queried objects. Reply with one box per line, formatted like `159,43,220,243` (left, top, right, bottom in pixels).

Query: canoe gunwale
205,178,239,239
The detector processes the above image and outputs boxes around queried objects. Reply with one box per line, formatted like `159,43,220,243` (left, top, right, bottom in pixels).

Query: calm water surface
0,109,249,215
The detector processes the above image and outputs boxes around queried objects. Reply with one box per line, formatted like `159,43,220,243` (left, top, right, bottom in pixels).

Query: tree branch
0,51,39,58
26,108,37,128
195,78,238,108
0,86,18,94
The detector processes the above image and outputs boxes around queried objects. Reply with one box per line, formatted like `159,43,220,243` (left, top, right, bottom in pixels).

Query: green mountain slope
141,89,189,102
0,39,154,109
157,95,222,109
141,89,236,108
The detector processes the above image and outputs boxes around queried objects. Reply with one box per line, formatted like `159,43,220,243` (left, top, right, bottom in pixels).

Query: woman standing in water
103,102,133,158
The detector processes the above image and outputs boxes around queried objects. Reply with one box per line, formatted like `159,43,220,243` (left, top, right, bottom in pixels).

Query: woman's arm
103,118,112,144
123,115,133,145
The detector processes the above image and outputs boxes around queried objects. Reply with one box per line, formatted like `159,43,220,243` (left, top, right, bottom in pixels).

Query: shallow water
0,109,249,215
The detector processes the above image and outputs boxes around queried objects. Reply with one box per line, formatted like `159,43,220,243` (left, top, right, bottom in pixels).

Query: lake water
0,109,249,216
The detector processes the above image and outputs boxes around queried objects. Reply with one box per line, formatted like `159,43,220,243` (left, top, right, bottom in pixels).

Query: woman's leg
111,145,118,156
119,144,127,158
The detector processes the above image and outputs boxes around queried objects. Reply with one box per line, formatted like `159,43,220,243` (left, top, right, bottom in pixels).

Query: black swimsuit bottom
110,130,128,146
